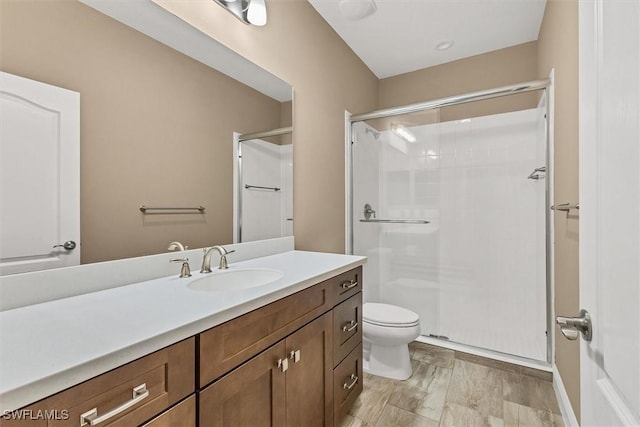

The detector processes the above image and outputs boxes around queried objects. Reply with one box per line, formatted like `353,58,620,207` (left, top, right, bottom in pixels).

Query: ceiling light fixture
213,0,267,26
247,0,267,26
338,0,377,21
391,124,416,143
435,40,455,51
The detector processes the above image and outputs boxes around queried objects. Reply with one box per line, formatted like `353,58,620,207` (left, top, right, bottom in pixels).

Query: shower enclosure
348,81,550,363
234,127,293,243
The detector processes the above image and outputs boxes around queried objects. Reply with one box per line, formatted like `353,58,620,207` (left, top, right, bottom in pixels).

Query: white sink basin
187,268,284,292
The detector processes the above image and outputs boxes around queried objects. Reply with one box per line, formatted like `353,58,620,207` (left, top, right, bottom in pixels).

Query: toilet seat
363,302,420,328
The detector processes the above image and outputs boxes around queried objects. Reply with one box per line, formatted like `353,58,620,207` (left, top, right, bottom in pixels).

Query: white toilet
362,302,421,380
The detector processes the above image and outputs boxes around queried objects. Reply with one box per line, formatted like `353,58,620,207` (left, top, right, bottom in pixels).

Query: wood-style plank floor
342,342,564,427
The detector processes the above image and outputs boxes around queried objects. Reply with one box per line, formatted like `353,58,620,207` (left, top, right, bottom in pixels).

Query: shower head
365,127,381,139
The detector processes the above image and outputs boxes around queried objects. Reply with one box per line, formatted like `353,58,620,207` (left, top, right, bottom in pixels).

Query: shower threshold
416,335,551,372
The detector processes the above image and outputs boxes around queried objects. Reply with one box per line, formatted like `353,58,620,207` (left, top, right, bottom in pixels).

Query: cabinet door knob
277,358,289,372
289,350,301,363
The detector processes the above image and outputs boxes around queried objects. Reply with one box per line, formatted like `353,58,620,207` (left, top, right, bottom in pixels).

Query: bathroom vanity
0,249,364,426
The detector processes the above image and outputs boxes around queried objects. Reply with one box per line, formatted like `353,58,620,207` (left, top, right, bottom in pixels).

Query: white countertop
0,250,366,412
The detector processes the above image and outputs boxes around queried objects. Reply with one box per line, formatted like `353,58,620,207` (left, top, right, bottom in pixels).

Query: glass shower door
351,103,547,362
351,118,441,337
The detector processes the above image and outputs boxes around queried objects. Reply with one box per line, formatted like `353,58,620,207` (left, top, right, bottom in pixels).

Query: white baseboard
553,364,579,427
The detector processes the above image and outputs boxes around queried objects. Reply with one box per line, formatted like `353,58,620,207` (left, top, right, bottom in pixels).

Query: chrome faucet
168,241,187,251
201,246,235,272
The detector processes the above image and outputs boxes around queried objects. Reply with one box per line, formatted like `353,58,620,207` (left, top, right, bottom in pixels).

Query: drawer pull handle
342,320,358,332
340,279,358,290
80,383,149,426
343,374,359,390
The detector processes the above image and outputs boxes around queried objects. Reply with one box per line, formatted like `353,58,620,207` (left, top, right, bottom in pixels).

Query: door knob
53,240,76,250
556,309,592,341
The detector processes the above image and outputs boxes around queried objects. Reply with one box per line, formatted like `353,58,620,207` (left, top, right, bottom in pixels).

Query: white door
578,0,640,425
0,72,80,275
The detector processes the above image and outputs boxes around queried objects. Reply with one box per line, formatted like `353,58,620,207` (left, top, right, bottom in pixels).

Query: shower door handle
556,309,592,341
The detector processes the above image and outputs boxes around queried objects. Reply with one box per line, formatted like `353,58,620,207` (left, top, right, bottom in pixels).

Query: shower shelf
359,219,430,224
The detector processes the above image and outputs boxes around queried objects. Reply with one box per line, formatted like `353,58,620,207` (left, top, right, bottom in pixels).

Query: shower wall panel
240,140,292,242
436,109,546,361
352,107,547,361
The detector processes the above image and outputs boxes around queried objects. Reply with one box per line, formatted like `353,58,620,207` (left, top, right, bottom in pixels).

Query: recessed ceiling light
338,0,377,21
435,40,455,51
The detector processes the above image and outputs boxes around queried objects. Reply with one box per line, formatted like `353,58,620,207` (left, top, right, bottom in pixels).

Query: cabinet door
199,342,286,427
199,281,332,387
286,312,333,427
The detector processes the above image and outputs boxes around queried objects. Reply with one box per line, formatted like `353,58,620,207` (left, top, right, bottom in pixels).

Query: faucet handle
170,258,192,278
218,249,235,269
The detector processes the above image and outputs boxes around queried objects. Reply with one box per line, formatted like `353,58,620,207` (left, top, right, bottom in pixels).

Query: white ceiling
308,0,547,79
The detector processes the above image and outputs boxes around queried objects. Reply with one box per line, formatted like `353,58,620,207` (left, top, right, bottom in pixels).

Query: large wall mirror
0,0,293,274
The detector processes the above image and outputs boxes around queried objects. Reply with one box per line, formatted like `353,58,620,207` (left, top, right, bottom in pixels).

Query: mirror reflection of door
234,130,293,243
0,72,80,275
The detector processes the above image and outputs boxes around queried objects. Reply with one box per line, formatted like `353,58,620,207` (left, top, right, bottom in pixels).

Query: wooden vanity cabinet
1,266,362,427
198,266,363,427
198,280,333,387
199,312,333,427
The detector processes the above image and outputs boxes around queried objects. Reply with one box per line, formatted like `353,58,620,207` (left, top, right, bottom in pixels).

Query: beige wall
154,0,379,254
1,1,285,263
378,42,540,122
538,0,581,419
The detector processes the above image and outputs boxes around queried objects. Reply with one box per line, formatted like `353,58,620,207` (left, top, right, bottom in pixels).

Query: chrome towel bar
550,203,579,212
360,219,430,224
139,205,205,213
245,184,281,191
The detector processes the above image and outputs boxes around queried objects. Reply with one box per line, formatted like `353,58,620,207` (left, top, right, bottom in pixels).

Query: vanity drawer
333,343,363,427
330,267,362,305
333,292,362,367
199,281,332,386
1,338,195,427
142,395,195,427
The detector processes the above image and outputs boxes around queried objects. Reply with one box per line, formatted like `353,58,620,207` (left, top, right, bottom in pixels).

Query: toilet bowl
362,302,421,380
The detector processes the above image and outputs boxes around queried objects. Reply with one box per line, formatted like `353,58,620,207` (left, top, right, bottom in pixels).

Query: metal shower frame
345,79,553,364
